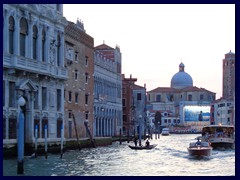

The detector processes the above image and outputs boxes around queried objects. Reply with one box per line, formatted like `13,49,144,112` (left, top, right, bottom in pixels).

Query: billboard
184,105,210,122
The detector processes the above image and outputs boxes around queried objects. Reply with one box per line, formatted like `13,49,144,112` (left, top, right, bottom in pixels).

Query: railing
3,54,68,79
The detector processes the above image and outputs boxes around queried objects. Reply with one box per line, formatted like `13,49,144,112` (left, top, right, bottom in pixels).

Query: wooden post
72,113,81,150
60,124,64,159
44,125,48,159
84,121,96,148
17,109,24,174
119,128,122,145
35,125,38,158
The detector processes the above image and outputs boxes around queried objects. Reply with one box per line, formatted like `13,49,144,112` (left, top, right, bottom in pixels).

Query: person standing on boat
134,137,138,146
145,140,150,147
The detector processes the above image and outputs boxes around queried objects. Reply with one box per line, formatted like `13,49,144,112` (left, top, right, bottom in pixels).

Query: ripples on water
3,134,235,176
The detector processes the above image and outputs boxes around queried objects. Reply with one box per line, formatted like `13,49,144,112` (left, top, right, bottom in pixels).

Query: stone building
64,19,94,139
122,74,146,136
3,4,67,146
222,51,235,100
147,63,216,131
94,43,122,137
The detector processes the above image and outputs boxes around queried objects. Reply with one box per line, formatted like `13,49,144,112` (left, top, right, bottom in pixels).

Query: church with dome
147,63,216,132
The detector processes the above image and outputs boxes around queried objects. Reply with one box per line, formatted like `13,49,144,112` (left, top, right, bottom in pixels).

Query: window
42,30,46,62
75,93,78,103
200,94,204,100
57,119,62,138
122,99,126,107
34,86,39,109
137,93,142,100
56,34,61,66
56,4,61,11
75,52,78,62
85,56,88,66
85,111,89,120
123,115,127,122
9,82,16,108
164,119,167,123
20,18,28,57
42,87,47,110
188,94,192,101
85,94,89,105
148,94,150,101
156,95,161,102
34,119,40,138
57,89,61,111
42,118,48,138
68,111,72,119
85,73,89,84
32,25,38,60
68,91,72,102
9,16,14,54
74,70,78,80
9,117,17,139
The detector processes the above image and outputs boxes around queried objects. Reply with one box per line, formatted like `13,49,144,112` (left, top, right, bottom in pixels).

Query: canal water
3,134,235,176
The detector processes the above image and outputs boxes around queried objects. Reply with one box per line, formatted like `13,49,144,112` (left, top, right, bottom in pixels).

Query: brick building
64,20,94,139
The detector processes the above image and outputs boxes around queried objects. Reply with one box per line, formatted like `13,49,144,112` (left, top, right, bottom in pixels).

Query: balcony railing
3,54,68,79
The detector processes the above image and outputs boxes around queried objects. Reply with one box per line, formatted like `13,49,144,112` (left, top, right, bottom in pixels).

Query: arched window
32,25,38,60
42,30,46,62
56,34,61,66
20,18,28,57
9,16,15,54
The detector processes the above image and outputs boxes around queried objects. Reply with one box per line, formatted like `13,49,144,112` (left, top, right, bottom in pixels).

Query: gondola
128,144,157,150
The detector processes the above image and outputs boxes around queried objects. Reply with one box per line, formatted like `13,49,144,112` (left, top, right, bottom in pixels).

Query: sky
63,4,235,99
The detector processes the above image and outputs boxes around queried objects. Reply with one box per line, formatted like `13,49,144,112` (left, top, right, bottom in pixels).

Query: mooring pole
119,128,122,145
35,125,38,158
72,113,81,150
17,108,24,174
60,124,64,159
44,125,48,159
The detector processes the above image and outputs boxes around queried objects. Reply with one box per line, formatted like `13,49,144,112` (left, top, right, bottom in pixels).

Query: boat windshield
202,126,234,138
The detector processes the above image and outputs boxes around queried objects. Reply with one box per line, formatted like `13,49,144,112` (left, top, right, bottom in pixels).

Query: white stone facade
3,4,68,146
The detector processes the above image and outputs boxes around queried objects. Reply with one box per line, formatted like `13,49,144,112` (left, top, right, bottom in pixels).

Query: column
38,25,43,61
3,9,8,53
14,14,20,56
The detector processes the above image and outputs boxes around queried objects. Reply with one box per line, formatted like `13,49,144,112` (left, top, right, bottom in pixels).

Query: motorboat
201,125,235,149
187,137,212,157
129,144,157,150
161,128,170,136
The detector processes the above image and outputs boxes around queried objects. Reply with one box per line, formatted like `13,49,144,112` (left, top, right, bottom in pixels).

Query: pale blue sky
63,4,235,99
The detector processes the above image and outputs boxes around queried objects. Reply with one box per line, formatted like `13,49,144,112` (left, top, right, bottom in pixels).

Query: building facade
3,4,67,146
222,51,235,100
94,44,122,137
147,63,216,131
64,20,94,139
122,74,146,136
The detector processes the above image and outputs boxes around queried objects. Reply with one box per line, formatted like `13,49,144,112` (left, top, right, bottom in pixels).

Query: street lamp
17,96,26,174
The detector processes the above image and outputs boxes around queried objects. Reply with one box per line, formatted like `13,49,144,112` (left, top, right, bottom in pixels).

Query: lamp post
17,96,26,174
139,114,142,146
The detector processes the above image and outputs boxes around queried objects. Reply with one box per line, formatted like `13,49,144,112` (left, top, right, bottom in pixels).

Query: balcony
3,54,68,80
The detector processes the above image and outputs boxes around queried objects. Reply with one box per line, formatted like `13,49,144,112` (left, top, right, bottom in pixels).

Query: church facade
147,63,216,131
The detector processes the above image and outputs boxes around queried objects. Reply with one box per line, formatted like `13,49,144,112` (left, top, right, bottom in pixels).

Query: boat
128,144,157,150
161,128,170,136
201,125,235,149
187,137,212,157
